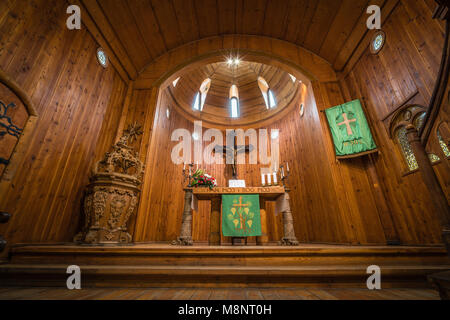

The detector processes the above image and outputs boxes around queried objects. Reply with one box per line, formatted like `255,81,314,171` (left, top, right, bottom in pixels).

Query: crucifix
337,113,357,135
214,136,254,179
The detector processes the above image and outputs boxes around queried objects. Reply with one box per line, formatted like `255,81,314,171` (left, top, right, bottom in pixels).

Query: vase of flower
190,169,217,189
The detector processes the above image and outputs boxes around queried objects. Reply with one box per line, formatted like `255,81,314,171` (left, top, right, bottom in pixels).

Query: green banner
325,99,377,158
222,195,261,237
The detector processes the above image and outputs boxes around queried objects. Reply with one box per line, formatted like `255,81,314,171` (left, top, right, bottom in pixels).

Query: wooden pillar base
173,189,193,246
279,191,299,246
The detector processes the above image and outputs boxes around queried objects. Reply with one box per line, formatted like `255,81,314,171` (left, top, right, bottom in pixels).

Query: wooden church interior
0,0,449,300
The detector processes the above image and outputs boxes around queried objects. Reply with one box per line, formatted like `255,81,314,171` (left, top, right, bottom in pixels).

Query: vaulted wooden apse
0,0,449,260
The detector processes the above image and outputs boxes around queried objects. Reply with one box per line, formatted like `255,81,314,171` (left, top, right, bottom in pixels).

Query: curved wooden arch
135,35,337,89
388,104,427,138
0,68,38,182
0,68,37,117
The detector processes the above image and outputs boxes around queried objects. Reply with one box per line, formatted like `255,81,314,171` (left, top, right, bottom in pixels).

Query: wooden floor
0,287,440,300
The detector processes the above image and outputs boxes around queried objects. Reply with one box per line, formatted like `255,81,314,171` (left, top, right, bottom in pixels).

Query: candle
281,167,285,178
267,173,272,185
286,162,290,172
273,172,277,184
183,163,186,170
196,162,199,170
261,174,265,186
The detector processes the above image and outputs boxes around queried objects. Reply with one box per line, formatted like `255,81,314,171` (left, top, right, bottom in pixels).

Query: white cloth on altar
274,192,290,216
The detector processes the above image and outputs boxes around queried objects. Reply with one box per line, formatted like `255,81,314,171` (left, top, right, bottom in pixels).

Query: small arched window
193,78,211,111
257,77,276,109
229,85,239,118
396,127,419,171
391,107,441,173
437,129,450,158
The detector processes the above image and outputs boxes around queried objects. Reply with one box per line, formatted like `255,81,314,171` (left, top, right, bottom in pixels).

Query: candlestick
267,173,272,185
273,172,278,184
261,173,265,186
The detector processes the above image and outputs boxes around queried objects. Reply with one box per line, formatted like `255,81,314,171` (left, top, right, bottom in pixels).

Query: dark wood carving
0,74,30,177
0,212,11,253
74,124,144,245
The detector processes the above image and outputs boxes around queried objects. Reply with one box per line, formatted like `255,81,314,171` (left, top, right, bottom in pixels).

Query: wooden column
0,212,11,253
173,188,193,246
406,125,450,252
209,196,221,246
280,189,299,246
257,198,269,246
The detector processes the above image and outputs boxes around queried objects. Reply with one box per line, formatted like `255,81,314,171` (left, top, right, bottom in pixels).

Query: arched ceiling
166,61,302,127
80,0,388,80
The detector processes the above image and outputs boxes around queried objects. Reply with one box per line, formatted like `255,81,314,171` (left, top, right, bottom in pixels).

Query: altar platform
1,244,449,288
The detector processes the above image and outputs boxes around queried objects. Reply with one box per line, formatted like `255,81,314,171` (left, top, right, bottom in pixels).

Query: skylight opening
172,77,180,87
193,92,200,111
192,78,211,111
269,90,277,109
289,74,296,83
231,98,239,118
229,85,240,118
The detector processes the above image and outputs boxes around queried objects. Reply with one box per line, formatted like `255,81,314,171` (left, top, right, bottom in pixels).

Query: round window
97,48,108,68
370,31,386,54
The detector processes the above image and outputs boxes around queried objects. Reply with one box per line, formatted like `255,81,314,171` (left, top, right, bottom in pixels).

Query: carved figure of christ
214,137,253,179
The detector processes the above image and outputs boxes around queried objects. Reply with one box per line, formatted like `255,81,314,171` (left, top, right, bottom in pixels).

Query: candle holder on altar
182,163,194,187
280,163,291,188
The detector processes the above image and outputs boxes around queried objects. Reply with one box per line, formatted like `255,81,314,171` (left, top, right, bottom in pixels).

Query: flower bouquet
190,169,217,189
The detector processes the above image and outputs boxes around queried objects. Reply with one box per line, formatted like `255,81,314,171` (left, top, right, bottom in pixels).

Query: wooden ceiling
81,0,387,80
167,61,301,127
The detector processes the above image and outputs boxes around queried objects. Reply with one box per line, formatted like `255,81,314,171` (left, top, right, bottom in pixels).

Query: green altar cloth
222,194,261,237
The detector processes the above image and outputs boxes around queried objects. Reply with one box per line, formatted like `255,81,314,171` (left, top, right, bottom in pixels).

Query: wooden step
8,244,450,266
1,264,449,288
1,244,449,288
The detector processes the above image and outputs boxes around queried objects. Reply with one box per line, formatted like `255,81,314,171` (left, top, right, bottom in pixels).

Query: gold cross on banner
338,113,357,135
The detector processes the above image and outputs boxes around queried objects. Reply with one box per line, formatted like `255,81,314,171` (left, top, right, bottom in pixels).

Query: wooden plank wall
340,0,445,244
0,0,127,251
133,81,407,245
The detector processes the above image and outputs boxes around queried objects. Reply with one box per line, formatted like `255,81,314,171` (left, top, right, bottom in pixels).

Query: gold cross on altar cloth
232,196,250,231
337,113,357,135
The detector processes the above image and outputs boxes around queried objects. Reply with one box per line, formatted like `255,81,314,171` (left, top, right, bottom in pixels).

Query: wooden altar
174,186,299,246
